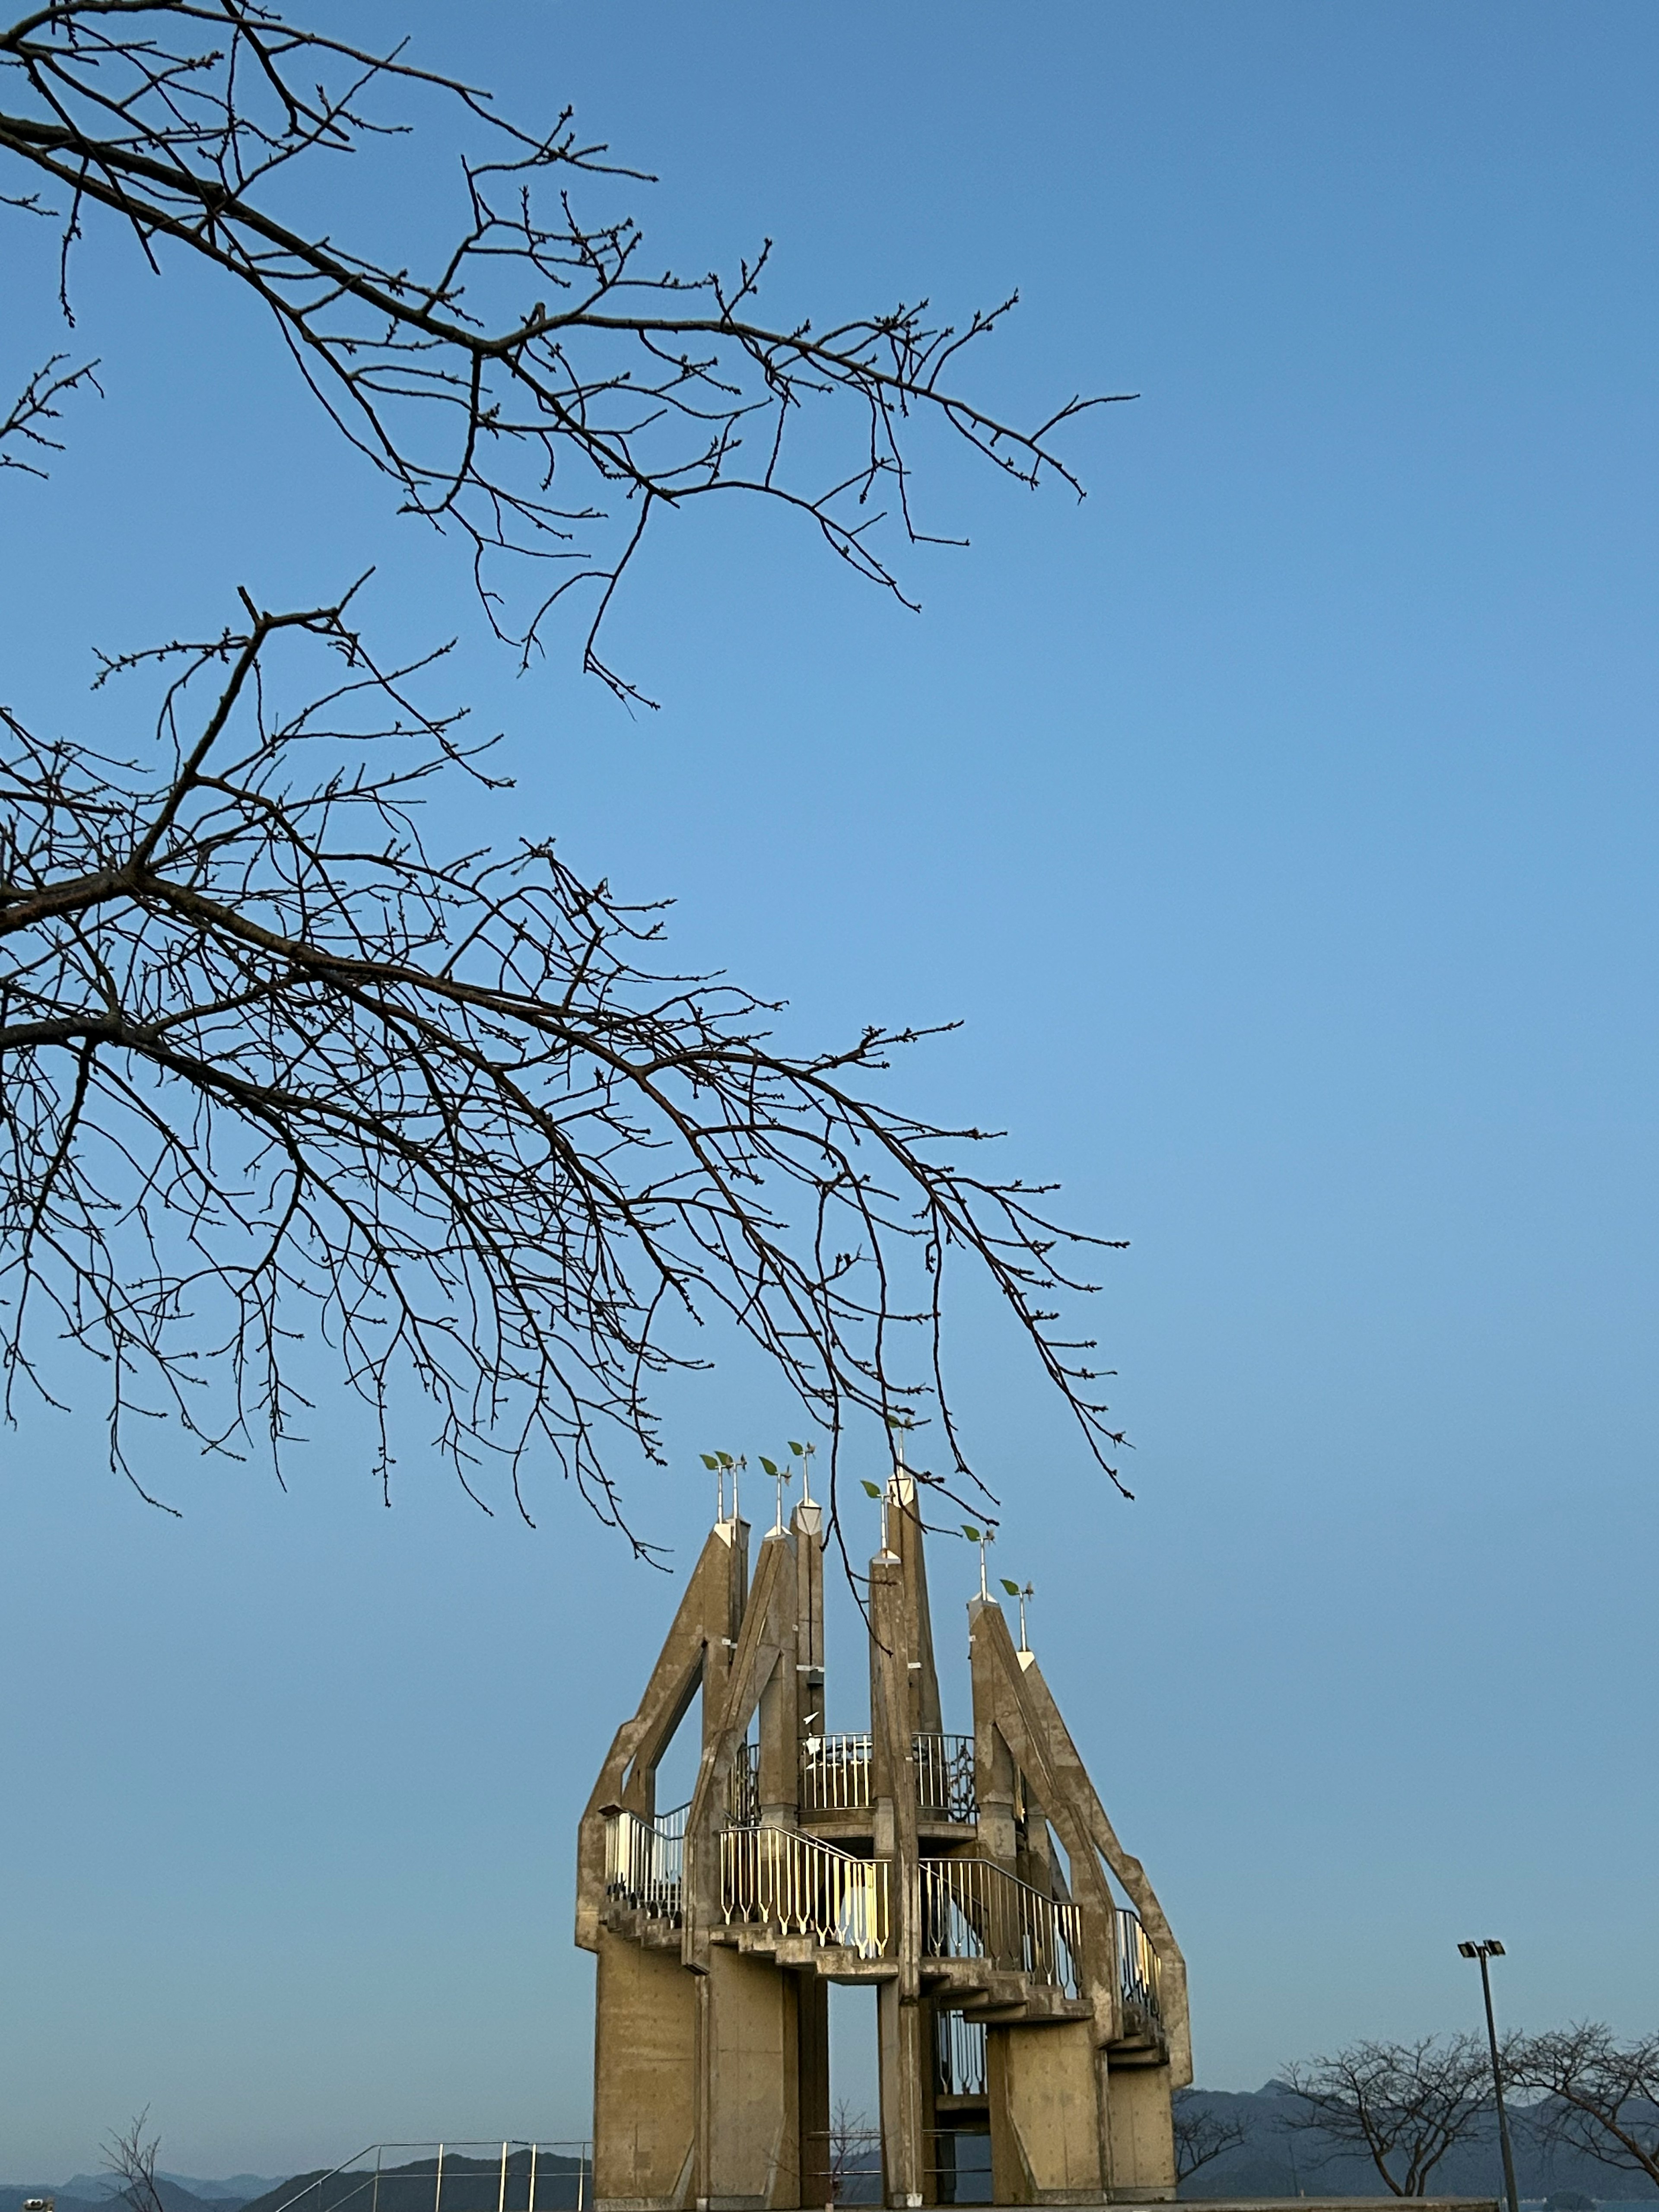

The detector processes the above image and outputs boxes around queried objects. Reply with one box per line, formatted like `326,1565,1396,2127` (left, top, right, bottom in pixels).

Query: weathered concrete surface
989,2016,1108,2204
592,1926,697,2209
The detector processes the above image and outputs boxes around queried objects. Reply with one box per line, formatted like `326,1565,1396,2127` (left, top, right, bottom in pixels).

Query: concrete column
877,1974,926,2208
594,1927,698,2211
987,2019,1108,2206
700,1945,804,2210
797,1969,832,2209
1106,2060,1177,2202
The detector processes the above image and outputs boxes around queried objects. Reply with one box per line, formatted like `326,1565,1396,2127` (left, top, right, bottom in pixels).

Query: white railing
721,1826,890,1958
604,1803,687,1919
800,1731,976,1819
801,1730,873,1809
933,2008,988,2098
1117,1905,1161,2021
919,1856,1080,1995
267,2143,593,2212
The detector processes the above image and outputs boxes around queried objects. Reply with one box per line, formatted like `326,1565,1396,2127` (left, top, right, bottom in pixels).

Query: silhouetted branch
0,1,1130,694
0,591,1128,1534
1508,2024,1659,2190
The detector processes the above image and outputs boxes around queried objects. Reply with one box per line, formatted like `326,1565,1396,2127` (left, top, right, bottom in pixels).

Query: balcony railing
604,1803,687,1920
800,1731,976,1821
918,1856,1080,1996
1116,1905,1161,2022
913,1733,976,1823
721,1825,890,1958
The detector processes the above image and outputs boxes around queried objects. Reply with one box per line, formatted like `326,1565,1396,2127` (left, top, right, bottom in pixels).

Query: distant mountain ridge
0,2182,271,2212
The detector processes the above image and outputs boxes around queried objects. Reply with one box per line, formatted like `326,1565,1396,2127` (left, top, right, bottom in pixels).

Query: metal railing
267,2142,593,2212
800,1732,976,1820
801,1730,874,1810
913,1734,976,1822
1116,1905,1161,2021
918,1856,1080,1995
730,1738,760,1827
603,1803,687,1919
721,1825,890,1957
933,2009,988,2099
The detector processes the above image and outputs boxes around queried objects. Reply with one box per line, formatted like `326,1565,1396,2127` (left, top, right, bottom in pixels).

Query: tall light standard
1459,1939,1521,2212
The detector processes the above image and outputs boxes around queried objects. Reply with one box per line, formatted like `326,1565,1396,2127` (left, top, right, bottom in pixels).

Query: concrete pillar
986,2020,1108,2206
1106,2060,1177,2202
878,1974,926,2208
798,1970,832,2209
699,1945,804,2210
594,1928,697,2210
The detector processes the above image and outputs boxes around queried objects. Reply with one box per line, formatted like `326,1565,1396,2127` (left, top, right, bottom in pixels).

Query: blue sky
3,0,1656,2179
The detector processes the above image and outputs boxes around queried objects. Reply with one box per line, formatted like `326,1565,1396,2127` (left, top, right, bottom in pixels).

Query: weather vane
699,1449,744,1522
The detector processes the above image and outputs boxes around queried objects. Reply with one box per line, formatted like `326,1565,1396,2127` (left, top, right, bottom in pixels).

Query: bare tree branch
1509,2024,1659,2190
1282,2039,1494,2198
1173,2092,1251,2183
0,1,1130,695
0,592,1128,1537
0,349,101,474
102,2108,166,2212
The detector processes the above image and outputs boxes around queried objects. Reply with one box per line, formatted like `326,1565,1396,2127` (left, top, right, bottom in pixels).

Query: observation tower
576,1463,1188,2210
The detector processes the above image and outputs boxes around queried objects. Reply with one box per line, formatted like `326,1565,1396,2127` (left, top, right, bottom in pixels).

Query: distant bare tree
1283,2037,1493,2198
1173,2091,1251,2183
828,2099,882,2203
103,2108,166,2212
1508,2024,1659,2191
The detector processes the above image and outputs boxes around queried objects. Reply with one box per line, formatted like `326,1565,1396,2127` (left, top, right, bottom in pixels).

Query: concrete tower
576,1468,1189,2210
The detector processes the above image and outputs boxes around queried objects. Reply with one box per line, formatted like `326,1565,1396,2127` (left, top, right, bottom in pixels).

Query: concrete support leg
877,1981,925,2209
798,1971,831,2210
594,1929,698,2211
1106,2061,1176,2203
699,1946,803,2211
987,2021,1108,2206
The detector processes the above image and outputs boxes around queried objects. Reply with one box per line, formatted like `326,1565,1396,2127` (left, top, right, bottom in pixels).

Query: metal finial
1019,1581,1034,1652
763,1453,793,1533
963,1521,995,1599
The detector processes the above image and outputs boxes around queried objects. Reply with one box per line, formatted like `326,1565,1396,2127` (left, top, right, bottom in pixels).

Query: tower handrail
721,1824,890,1958
1116,1903,1162,2021
604,1803,688,1918
918,1855,1080,1995
799,1730,976,1818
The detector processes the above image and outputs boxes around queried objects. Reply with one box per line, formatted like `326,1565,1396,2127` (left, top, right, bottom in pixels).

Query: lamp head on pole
1458,1938,1506,1959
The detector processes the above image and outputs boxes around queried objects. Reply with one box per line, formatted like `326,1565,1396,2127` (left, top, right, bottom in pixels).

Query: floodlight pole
1461,1940,1521,2212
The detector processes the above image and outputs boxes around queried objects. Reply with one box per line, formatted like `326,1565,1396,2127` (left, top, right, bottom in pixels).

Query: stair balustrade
720,1824,890,1958
603,1803,688,1920
1116,1904,1162,2022
918,1856,1081,1996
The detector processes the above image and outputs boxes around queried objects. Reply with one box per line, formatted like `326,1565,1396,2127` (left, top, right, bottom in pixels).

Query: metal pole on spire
791,1439,815,1506
762,1454,792,1532
1018,1582,1034,1651
963,1522,995,1599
